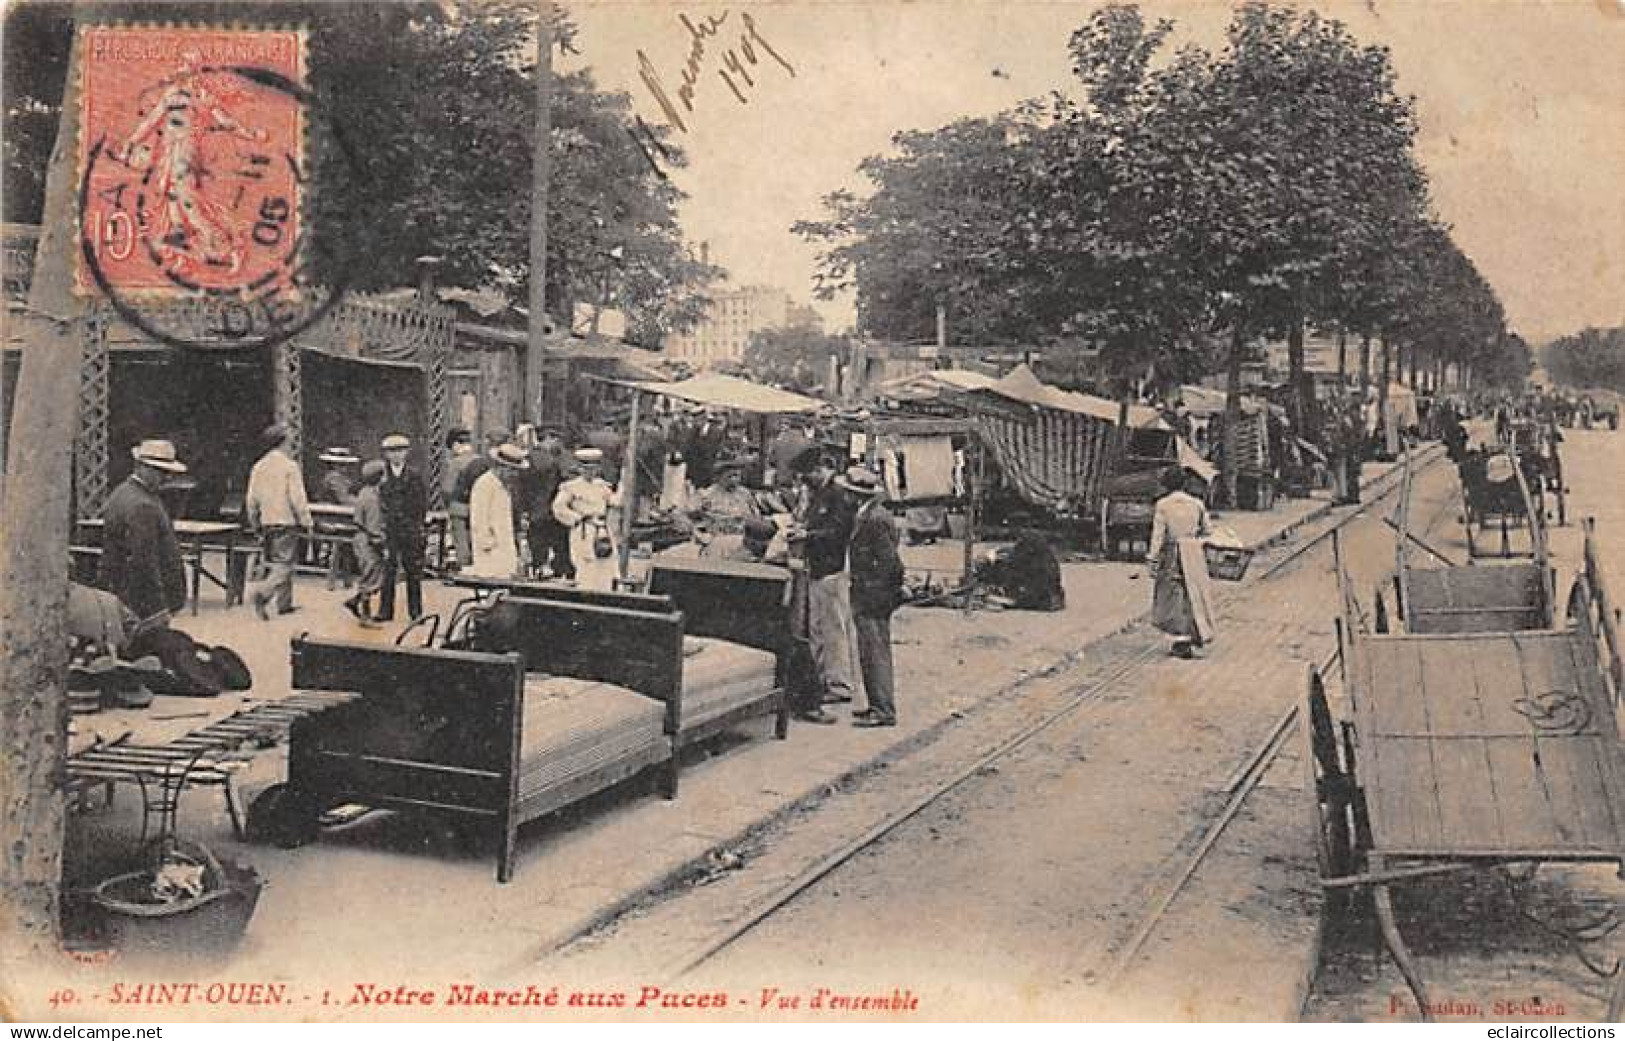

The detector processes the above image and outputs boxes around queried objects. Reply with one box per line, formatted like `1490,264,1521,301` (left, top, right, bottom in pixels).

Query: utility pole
2,20,88,974
525,2,553,426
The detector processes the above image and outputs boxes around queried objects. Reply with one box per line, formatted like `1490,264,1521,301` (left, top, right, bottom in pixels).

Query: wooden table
305,504,451,573
77,519,242,615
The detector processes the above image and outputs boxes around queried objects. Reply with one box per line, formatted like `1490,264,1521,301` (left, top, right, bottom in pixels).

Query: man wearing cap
793,452,863,717
100,439,190,622
553,447,621,590
377,433,428,622
844,467,904,727
344,459,388,625
245,422,313,619
441,429,477,572
469,443,529,579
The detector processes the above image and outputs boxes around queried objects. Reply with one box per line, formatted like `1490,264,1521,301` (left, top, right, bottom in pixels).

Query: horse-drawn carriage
1505,417,1569,527
1457,440,1550,558
1305,518,1625,1019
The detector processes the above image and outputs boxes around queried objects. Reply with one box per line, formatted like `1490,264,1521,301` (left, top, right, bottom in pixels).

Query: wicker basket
90,841,261,962
1204,544,1255,582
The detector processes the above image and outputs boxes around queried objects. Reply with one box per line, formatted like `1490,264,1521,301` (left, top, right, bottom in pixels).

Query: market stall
878,365,1212,547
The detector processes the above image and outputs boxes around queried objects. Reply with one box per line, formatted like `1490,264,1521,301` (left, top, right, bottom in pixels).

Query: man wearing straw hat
99,439,189,623
245,422,313,620
469,443,530,579
841,466,904,727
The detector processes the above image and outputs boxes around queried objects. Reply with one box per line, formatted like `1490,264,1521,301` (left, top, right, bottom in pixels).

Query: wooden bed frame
451,559,794,748
275,595,684,883
449,573,673,614
647,558,792,747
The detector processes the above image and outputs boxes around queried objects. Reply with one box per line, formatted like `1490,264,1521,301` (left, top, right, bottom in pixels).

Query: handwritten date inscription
637,11,795,134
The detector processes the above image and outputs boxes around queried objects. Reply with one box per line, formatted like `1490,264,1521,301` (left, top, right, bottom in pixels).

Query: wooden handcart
1306,523,1625,1019
1376,449,1555,636
1457,445,1545,560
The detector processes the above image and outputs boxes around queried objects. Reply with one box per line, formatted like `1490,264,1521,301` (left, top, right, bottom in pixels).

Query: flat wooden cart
1306,523,1625,1020
1376,450,1556,637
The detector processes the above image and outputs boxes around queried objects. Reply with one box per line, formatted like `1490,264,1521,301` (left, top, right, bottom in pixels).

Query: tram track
1090,452,1464,990
594,447,1458,988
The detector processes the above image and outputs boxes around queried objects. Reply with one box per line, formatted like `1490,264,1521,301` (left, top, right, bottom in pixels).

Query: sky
566,0,1625,343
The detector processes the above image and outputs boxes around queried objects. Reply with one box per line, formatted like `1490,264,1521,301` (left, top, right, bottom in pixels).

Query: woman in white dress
1147,465,1218,657
468,443,529,579
552,447,622,590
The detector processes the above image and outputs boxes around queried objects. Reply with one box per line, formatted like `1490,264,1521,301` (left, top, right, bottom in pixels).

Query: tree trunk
2,25,87,980
525,3,554,425
1359,331,1372,399
1222,325,1245,509
1378,335,1392,425
1408,343,1420,391
1287,314,1309,433
1336,329,1347,382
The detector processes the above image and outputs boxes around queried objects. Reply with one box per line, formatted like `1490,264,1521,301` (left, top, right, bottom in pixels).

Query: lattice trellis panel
298,294,453,505
315,292,452,364
273,340,303,460
75,308,112,520
419,305,454,510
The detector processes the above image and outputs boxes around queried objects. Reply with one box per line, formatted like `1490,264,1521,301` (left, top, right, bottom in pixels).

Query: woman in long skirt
1147,465,1218,658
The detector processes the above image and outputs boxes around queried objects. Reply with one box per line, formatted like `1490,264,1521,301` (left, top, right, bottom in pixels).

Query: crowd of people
89,411,910,727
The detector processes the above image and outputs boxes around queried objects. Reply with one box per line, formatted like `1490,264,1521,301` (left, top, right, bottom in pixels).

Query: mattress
516,676,668,800
680,636,777,732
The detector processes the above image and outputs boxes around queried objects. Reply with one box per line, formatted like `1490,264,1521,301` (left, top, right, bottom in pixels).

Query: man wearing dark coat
843,466,904,727
100,439,189,621
376,433,427,622
795,452,861,722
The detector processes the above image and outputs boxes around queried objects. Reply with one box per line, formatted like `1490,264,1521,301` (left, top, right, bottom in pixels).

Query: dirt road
537,451,1466,1020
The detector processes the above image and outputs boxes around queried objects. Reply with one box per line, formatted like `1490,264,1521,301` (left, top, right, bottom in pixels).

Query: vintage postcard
1,0,1622,1026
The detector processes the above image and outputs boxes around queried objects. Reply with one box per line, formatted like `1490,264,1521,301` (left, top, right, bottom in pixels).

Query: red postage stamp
76,25,306,298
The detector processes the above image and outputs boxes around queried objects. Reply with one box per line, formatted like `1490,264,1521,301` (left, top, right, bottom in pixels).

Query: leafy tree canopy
795,2,1512,393
1544,327,1625,394
742,326,852,394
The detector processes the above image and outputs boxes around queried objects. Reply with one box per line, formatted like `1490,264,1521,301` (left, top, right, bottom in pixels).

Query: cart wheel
246,783,321,849
1305,670,1357,898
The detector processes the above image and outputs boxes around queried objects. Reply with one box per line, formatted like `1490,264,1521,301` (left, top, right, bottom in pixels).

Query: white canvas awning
633,373,827,415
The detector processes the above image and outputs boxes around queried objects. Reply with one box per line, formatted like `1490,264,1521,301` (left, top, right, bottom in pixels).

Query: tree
793,114,1050,346
743,327,852,393
793,0,1504,497
2,12,89,980
1545,327,1625,393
